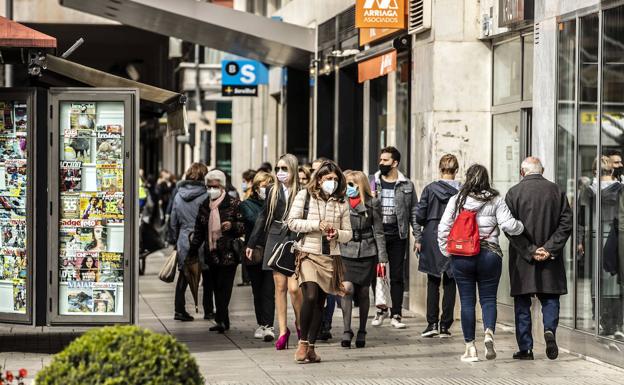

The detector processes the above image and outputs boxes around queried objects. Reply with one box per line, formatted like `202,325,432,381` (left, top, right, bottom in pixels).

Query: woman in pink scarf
188,169,245,333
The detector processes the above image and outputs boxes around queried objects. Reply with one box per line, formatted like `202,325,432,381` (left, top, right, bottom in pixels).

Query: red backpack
447,209,489,256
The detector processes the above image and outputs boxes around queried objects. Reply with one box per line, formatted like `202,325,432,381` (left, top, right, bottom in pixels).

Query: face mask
322,180,337,195
379,164,393,176
241,182,248,192
614,167,623,180
258,187,267,200
207,188,221,200
346,185,359,198
276,171,289,183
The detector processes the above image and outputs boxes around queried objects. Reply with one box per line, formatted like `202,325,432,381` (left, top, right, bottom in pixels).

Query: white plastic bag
374,263,392,309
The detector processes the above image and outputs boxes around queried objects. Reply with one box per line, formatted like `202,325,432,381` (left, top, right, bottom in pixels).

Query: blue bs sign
221,60,268,97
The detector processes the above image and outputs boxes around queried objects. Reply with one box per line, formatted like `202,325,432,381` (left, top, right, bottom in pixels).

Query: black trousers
175,268,215,314
210,264,238,327
426,272,456,328
247,264,275,327
202,268,214,314
386,235,407,316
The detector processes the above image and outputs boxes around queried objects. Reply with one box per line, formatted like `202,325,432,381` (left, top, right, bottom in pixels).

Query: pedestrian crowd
160,147,573,364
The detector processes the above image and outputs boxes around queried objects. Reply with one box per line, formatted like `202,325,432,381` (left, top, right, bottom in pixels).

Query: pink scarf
208,191,226,251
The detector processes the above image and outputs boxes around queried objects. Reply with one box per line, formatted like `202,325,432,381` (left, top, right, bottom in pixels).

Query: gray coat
340,198,388,262
168,180,208,270
373,171,421,240
505,174,573,296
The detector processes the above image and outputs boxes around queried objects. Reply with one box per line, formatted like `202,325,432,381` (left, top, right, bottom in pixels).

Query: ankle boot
306,343,321,363
294,340,309,363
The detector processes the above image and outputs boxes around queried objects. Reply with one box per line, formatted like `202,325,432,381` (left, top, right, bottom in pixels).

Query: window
493,38,522,105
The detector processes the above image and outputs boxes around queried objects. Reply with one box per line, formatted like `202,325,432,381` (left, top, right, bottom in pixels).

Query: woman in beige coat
288,160,352,364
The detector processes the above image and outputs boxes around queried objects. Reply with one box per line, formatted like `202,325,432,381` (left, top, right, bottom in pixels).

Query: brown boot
294,340,309,363
306,343,321,363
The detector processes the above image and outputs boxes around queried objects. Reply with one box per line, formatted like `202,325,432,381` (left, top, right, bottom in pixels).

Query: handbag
268,192,311,276
374,263,392,309
244,245,264,266
158,249,177,283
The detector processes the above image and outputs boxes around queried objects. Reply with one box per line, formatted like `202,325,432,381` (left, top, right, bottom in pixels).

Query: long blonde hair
265,154,300,228
252,171,274,199
345,170,373,203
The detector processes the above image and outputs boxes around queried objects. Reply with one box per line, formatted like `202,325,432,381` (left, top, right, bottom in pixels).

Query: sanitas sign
356,0,405,29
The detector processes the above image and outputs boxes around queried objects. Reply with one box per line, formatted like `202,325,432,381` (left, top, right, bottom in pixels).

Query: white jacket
437,193,524,257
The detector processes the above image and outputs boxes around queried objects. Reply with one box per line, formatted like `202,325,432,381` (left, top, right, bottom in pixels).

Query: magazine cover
61,193,81,219
80,192,103,220
79,224,107,252
96,124,123,135
66,286,93,313
0,136,26,160
74,251,99,282
93,288,116,312
13,103,27,132
96,164,123,193
96,133,123,164
59,225,81,258
0,195,26,219
62,137,92,163
0,102,11,133
101,193,124,220
60,161,82,192
70,103,96,131
0,248,26,281
0,219,26,249
99,252,123,283
13,279,26,312
5,159,27,197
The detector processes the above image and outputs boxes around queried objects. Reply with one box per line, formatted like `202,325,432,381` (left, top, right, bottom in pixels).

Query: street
1,249,623,385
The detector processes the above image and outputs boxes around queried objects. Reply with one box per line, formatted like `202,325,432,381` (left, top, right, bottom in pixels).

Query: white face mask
207,188,221,200
321,180,337,195
241,182,248,192
258,187,267,200
276,171,289,183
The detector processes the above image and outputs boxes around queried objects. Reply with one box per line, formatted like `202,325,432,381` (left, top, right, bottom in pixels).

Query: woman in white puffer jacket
438,164,524,363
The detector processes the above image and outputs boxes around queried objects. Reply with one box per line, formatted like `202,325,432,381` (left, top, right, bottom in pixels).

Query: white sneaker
263,326,275,342
254,325,265,339
461,341,479,362
372,310,388,327
484,328,496,360
390,315,407,329
614,330,624,341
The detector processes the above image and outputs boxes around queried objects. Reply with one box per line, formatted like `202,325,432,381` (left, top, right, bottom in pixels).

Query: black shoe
341,330,354,348
544,331,559,360
174,312,194,322
439,326,452,338
355,330,367,348
513,350,534,360
317,329,332,341
421,323,439,337
203,312,215,320
209,323,226,333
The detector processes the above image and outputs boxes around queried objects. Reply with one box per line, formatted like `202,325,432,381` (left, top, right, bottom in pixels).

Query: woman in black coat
415,154,460,338
240,171,276,341
188,169,245,333
246,154,302,350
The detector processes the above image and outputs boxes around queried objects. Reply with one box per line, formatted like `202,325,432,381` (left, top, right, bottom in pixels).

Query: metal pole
5,0,13,87
312,24,319,160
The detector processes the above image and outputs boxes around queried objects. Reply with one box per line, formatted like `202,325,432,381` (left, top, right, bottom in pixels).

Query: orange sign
360,27,399,46
358,50,397,83
356,0,405,29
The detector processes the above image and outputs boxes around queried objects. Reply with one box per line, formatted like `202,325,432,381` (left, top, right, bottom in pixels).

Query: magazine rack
47,88,139,325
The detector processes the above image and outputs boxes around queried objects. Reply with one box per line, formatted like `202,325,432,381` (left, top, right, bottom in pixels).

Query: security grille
408,0,432,34
338,6,356,42
318,18,336,47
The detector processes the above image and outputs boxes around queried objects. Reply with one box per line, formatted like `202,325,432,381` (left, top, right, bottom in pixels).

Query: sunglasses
274,166,289,173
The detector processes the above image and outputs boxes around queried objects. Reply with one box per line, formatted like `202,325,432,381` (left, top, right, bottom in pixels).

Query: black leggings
300,282,327,344
341,282,370,333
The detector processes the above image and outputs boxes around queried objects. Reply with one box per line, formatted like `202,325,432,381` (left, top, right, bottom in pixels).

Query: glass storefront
556,4,624,343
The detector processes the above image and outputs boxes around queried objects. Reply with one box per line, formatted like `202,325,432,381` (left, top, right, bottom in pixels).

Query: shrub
36,325,203,385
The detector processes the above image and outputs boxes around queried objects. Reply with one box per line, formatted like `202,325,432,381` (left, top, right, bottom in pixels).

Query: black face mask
379,164,393,176
614,167,624,180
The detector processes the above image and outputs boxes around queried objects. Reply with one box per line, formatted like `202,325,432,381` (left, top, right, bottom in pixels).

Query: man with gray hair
504,157,572,360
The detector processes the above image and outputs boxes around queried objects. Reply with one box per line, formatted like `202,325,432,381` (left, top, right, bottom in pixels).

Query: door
48,88,138,325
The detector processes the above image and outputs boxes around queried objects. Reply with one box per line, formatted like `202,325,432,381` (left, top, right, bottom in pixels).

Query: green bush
36,325,203,385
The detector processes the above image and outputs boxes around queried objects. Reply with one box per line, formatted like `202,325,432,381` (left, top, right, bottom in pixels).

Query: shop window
493,38,522,105
369,76,388,170
396,57,410,177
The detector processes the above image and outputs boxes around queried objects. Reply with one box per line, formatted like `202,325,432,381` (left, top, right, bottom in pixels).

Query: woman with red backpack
438,164,523,363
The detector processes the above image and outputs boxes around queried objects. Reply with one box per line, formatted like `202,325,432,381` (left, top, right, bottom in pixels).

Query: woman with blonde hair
247,154,303,350
288,160,352,363
240,171,276,341
339,170,387,348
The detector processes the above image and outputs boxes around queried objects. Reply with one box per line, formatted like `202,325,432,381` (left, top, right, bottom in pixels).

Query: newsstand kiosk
0,87,139,326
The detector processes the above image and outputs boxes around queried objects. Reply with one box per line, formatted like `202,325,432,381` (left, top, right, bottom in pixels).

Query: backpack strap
303,190,311,219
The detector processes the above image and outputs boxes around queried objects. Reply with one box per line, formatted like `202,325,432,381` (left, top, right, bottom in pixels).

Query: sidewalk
1,249,624,385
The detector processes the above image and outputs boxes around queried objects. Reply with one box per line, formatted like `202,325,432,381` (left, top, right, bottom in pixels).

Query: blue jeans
514,294,560,351
321,295,337,330
451,250,502,342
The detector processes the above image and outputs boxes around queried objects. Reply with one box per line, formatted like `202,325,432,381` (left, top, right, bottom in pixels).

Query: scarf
208,191,226,251
349,196,361,209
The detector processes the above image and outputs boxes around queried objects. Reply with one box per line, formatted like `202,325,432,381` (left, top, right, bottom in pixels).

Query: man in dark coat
505,157,572,361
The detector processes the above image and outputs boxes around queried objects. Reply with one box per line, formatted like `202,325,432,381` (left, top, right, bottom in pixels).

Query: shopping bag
158,250,177,283
374,263,392,310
